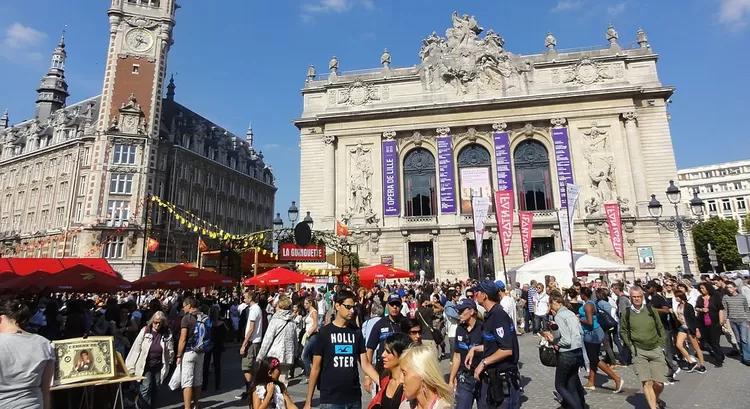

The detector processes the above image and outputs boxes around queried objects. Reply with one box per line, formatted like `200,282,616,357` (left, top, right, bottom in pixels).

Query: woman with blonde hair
398,345,454,409
257,296,298,385
125,310,175,409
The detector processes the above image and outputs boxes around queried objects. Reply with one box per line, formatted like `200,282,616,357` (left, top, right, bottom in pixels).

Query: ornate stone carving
380,49,391,68
436,127,451,136
581,122,628,217
456,127,489,144
306,64,316,82
550,117,567,128
333,80,389,106
124,17,160,29
492,122,507,132
114,93,147,135
636,28,649,48
622,111,638,124
382,131,397,140
322,134,337,145
418,12,532,96
513,123,545,139
347,141,374,217
606,24,619,44
329,55,339,73
545,31,557,50
562,58,614,85
399,131,430,147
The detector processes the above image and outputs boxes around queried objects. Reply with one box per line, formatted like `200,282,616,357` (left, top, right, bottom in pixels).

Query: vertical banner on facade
519,211,534,263
552,128,575,208
382,140,399,216
436,136,457,213
494,190,514,256
559,183,582,251
493,132,513,191
472,196,490,260
604,203,624,260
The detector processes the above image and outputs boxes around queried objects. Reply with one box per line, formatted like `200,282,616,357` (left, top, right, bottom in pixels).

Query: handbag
595,303,617,331
538,340,558,367
418,311,444,346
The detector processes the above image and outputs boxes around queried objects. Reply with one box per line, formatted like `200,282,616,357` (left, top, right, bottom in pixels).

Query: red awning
35,265,132,293
3,258,117,276
357,264,415,280
244,267,315,286
0,270,52,292
132,263,237,290
0,258,13,274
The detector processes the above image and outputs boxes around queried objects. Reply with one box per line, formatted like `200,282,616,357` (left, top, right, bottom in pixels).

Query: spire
246,123,254,147
0,109,8,129
166,74,176,101
35,27,70,121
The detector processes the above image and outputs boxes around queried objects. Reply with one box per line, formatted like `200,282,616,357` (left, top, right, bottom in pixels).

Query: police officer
470,280,521,409
448,298,486,409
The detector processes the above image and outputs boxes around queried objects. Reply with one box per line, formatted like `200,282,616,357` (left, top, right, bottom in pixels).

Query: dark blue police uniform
454,319,486,409
481,302,521,409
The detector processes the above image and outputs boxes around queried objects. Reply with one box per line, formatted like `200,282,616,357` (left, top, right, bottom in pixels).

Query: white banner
472,196,490,260
559,183,582,251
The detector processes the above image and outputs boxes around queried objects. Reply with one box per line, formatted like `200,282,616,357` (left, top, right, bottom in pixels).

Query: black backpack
623,305,661,355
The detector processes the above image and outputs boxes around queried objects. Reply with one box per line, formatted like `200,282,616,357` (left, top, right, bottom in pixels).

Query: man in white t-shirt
533,283,549,335
236,290,263,400
498,281,518,334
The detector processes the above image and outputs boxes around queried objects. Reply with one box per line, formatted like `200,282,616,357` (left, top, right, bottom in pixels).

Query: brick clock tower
86,0,177,279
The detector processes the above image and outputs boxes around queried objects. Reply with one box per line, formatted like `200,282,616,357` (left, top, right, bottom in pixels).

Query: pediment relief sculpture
557,58,616,86
418,12,533,96
329,80,390,106
511,123,546,139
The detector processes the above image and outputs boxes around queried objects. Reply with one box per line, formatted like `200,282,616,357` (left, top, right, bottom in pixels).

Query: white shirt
245,303,263,344
534,293,549,317
500,295,517,325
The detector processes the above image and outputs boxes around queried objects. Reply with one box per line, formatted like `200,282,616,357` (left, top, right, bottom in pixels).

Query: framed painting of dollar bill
51,336,116,385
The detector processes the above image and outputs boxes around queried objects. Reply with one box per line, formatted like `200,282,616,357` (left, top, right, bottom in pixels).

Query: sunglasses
340,304,355,310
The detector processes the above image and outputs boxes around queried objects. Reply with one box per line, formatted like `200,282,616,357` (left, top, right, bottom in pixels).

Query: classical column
322,134,337,223
622,112,647,204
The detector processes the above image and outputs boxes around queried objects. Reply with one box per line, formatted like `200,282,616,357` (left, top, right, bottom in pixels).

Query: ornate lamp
647,194,663,218
287,201,299,224
303,211,314,229
689,192,705,216
272,213,283,230
665,180,681,205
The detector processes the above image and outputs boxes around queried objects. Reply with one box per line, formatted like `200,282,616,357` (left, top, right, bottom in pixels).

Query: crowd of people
0,271,748,409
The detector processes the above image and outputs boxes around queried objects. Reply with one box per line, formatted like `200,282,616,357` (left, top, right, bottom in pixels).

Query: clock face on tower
125,28,154,53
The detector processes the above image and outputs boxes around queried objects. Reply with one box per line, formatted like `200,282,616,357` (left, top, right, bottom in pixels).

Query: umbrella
0,270,52,292
244,267,315,286
34,265,133,293
133,263,237,290
357,264,415,280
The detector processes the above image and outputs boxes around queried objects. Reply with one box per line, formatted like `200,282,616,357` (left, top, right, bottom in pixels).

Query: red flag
336,220,349,237
198,237,208,252
494,190,514,257
604,203,624,260
147,238,159,252
519,211,534,263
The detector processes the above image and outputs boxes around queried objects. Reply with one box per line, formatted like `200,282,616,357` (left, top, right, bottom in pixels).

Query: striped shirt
722,293,750,322
528,286,537,313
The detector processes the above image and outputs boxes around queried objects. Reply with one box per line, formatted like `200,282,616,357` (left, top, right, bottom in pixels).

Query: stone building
296,13,692,281
0,0,275,280
678,160,750,233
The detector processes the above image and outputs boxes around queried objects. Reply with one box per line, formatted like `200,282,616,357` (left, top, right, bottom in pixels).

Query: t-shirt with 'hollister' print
313,322,365,404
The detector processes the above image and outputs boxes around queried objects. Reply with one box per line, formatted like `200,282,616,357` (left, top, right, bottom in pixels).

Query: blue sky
1,0,749,219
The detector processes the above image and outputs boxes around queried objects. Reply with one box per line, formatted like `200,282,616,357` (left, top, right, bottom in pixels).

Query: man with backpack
176,296,212,409
619,287,667,409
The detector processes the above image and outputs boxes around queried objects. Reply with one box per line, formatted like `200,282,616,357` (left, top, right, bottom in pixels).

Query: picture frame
51,336,116,385
637,246,656,269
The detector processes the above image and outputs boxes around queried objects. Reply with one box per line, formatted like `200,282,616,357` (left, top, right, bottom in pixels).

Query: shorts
241,343,261,372
678,327,697,336
632,347,668,384
181,350,204,388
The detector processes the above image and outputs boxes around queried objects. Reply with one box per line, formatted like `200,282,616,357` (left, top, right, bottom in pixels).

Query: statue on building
348,142,373,216
582,123,617,216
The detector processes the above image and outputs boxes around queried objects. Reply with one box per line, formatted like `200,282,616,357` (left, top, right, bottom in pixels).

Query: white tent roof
507,251,634,285
295,262,339,271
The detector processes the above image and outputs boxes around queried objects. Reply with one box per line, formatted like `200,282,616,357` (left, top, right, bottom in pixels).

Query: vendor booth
507,251,634,286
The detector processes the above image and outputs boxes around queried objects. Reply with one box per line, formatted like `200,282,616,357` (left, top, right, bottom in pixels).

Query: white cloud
551,1,583,13
718,0,750,30
0,23,47,63
301,0,374,20
263,143,283,150
607,2,627,17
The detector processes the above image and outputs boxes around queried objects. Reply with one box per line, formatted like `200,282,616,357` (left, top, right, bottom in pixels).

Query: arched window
457,144,493,214
513,140,553,211
403,148,436,217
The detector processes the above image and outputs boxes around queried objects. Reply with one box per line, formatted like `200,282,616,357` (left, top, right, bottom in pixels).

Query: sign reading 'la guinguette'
278,244,326,262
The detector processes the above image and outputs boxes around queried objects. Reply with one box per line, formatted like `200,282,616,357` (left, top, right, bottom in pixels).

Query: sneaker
235,392,248,400
673,367,681,377
665,376,675,385
696,365,707,373
687,362,698,373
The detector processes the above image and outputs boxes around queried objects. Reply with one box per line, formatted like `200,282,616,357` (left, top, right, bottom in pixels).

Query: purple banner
493,132,513,191
382,140,400,216
552,127,575,208
437,136,457,214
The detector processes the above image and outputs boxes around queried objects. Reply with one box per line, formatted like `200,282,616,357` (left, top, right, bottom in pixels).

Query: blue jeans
612,324,631,364
138,367,161,409
730,320,750,362
455,371,486,409
301,333,318,376
555,350,586,409
480,373,521,409
320,403,361,409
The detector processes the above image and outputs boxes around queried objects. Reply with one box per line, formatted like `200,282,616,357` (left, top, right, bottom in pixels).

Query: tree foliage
743,214,750,233
691,217,742,273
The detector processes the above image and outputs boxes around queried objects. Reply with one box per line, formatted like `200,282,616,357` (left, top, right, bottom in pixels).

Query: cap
495,279,506,290
397,289,406,297
477,280,500,295
387,293,402,305
455,298,477,311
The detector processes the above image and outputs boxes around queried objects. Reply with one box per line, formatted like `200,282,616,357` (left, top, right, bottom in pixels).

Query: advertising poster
52,336,116,385
436,135,457,213
460,167,493,214
638,247,655,269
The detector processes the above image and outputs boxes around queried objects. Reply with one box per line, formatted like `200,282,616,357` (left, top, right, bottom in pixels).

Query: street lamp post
272,212,284,254
288,201,299,225
646,180,705,277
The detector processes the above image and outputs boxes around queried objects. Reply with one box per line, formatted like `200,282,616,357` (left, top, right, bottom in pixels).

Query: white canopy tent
507,251,634,285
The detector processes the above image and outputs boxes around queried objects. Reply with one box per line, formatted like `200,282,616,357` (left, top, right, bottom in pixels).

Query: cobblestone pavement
155,336,750,409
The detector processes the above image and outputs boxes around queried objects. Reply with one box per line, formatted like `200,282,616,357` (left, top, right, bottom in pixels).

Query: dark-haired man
177,296,203,409
235,290,263,400
304,290,380,409
449,298,485,409
365,293,404,373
